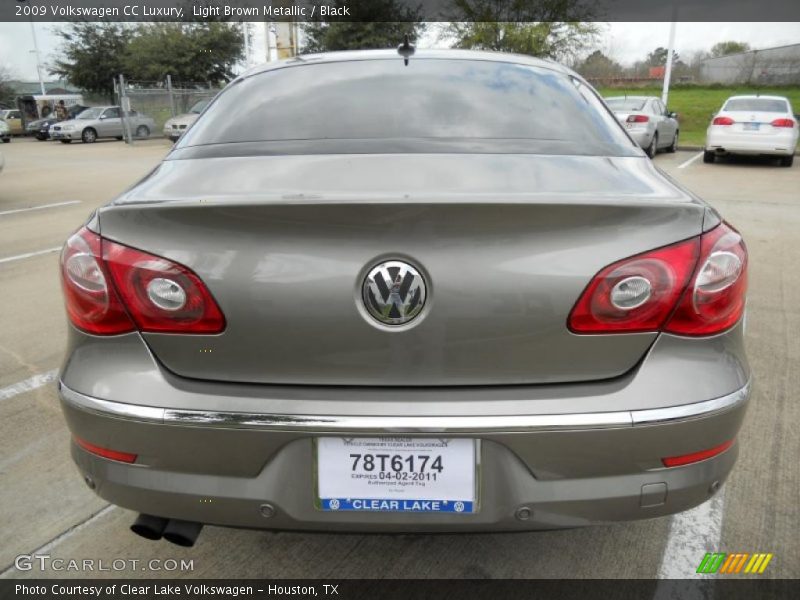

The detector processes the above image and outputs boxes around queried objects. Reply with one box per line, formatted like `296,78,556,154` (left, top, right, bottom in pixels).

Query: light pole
29,19,46,95
661,7,679,107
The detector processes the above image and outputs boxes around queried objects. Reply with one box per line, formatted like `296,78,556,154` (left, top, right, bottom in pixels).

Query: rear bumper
58,321,751,531
59,381,750,532
706,128,798,155
626,127,653,148
50,130,80,140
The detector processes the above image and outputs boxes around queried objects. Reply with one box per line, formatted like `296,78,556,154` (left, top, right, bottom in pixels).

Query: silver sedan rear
606,96,679,157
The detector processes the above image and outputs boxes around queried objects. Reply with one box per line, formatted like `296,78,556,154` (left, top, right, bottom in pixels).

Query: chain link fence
113,76,221,142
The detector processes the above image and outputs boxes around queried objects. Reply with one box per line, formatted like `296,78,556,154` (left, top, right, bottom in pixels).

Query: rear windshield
189,99,210,114
177,59,633,154
606,98,647,111
724,98,788,112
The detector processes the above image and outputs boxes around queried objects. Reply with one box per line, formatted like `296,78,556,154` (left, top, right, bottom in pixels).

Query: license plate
316,437,478,513
744,123,760,131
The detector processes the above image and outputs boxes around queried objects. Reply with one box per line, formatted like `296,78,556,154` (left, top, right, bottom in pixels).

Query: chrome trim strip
160,408,633,432
631,380,751,425
58,379,750,433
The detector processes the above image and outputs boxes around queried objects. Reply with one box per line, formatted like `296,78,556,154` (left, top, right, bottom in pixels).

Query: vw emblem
362,260,427,326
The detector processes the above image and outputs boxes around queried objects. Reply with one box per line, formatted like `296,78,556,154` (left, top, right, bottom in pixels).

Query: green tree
446,0,598,62
50,23,133,102
0,65,16,107
710,41,751,58
302,0,425,53
576,50,622,79
646,47,680,66
124,23,243,84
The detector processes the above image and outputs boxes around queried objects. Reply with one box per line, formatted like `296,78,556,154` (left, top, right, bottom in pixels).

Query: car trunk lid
98,153,706,386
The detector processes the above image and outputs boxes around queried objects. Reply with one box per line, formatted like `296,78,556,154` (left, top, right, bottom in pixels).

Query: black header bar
4,0,800,23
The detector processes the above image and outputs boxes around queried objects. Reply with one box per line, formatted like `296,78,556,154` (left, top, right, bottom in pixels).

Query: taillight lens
627,115,649,123
568,222,747,336
712,116,735,126
568,237,699,334
664,223,747,336
103,239,226,334
770,118,795,128
60,228,135,335
60,227,225,335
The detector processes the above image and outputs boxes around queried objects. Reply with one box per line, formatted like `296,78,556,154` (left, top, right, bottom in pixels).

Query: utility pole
242,22,250,68
166,74,175,118
119,74,133,145
264,22,271,62
661,7,679,106
29,19,46,95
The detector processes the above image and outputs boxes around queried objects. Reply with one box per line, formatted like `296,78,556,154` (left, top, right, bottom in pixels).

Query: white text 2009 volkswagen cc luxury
58,49,750,547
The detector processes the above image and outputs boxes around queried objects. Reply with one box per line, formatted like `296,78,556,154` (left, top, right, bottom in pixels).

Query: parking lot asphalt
0,139,798,579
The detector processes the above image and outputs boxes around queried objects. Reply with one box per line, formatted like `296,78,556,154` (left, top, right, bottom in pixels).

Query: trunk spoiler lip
59,379,750,433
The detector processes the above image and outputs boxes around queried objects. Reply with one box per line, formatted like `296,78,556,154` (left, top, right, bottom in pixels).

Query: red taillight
103,239,226,334
75,436,137,463
568,222,747,336
627,115,649,123
770,118,795,128
60,228,135,335
662,439,734,468
568,237,700,334
664,222,747,336
712,116,735,126
60,227,225,335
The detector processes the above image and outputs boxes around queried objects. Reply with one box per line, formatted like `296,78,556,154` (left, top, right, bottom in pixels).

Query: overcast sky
1,21,798,82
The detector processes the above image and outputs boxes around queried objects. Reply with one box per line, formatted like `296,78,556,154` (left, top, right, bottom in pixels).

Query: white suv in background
705,95,798,167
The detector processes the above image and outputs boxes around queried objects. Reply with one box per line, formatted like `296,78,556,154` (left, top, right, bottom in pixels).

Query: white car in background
162,99,210,142
605,96,679,158
0,119,10,143
704,95,798,167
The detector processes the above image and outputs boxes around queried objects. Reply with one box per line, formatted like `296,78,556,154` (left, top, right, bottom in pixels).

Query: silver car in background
163,99,210,142
606,96,679,157
50,106,156,143
58,50,749,546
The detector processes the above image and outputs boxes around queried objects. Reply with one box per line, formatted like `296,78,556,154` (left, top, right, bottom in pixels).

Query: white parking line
677,151,704,170
0,200,81,217
0,370,59,402
0,247,61,265
0,505,116,578
655,487,726,588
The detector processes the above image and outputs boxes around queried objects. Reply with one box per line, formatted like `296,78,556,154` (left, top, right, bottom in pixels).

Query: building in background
5,79,79,97
700,43,800,85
